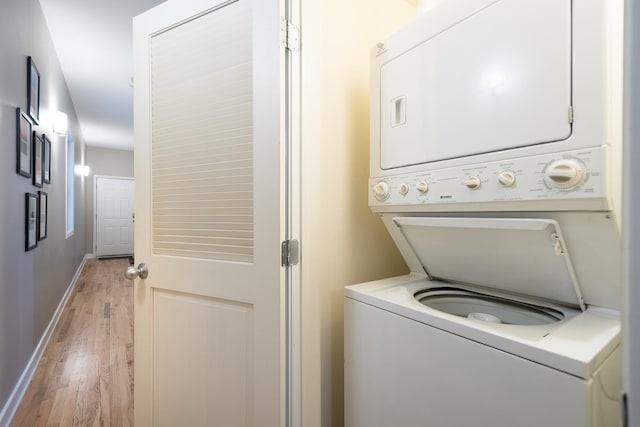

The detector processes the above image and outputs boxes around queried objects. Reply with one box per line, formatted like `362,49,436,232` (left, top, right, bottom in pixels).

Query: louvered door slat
150,0,253,262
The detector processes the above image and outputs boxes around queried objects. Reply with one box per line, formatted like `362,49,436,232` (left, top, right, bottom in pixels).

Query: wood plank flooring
11,258,134,427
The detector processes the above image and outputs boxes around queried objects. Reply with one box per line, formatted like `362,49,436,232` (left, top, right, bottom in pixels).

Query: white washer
345,283,620,426
344,217,621,426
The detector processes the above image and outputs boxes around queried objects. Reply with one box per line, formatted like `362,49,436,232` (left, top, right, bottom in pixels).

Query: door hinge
281,239,299,267
568,106,574,124
281,18,300,51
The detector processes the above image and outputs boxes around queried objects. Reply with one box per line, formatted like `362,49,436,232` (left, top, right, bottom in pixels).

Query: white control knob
398,183,409,196
545,159,585,189
416,181,429,194
497,171,516,187
464,176,482,190
373,181,390,201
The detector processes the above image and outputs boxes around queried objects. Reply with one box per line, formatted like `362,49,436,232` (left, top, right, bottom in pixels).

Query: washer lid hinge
551,233,565,255
281,239,299,267
568,106,574,124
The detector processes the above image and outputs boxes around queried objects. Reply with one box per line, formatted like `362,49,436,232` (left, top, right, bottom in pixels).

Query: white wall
300,2,417,425
0,0,86,416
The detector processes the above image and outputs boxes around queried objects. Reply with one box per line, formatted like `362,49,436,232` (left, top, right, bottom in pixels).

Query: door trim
93,175,134,255
284,0,301,425
623,0,640,422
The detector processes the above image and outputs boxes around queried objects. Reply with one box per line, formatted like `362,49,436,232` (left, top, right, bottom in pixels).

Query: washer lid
393,217,586,311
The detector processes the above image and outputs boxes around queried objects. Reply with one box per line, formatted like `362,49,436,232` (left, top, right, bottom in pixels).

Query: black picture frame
25,193,38,251
38,191,48,241
43,134,51,184
27,56,40,124
16,108,32,178
32,132,44,188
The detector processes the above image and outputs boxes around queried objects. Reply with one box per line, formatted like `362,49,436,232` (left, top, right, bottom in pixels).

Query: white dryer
345,0,625,425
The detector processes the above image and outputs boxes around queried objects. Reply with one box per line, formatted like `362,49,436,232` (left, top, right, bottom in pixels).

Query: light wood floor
11,258,134,427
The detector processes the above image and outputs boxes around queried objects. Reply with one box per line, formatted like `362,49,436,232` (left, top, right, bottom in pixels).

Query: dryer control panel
369,147,609,212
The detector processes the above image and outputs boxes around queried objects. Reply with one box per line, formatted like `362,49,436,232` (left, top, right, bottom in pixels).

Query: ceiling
39,0,166,151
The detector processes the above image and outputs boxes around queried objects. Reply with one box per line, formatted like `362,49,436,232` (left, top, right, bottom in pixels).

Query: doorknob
125,263,148,280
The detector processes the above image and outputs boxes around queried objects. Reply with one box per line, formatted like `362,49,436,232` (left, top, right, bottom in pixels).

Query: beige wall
84,146,134,253
300,2,417,425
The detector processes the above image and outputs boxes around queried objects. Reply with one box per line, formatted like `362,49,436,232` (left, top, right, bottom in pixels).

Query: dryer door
393,217,586,310
379,0,572,170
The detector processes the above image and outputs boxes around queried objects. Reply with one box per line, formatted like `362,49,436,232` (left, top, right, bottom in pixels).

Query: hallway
11,259,134,426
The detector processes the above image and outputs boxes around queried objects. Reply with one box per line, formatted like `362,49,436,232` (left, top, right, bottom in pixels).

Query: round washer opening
415,287,564,325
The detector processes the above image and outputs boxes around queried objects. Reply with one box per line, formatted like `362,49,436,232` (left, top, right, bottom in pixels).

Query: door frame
623,0,640,422
284,0,301,424
284,0,301,422
93,175,134,255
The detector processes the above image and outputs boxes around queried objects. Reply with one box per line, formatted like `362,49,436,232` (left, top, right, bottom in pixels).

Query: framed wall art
38,191,48,241
32,132,44,188
25,193,38,251
43,134,51,184
16,108,32,178
27,56,40,124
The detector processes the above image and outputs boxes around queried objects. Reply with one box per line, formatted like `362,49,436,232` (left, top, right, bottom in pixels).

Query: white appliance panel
370,147,609,212
379,0,571,170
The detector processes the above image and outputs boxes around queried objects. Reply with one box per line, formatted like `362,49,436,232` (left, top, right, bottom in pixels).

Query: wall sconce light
74,165,90,177
54,111,68,135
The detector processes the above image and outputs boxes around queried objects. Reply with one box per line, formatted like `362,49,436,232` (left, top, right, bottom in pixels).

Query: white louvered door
133,0,286,425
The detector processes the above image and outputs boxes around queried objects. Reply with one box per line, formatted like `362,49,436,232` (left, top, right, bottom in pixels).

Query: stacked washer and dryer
344,0,624,426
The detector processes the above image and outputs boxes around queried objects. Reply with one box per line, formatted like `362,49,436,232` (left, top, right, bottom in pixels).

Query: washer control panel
369,147,609,211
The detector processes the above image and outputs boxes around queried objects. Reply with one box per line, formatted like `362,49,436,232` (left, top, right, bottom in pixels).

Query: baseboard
0,254,91,427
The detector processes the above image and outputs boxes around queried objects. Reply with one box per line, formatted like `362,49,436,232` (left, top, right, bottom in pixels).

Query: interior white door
133,0,286,425
95,177,134,256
